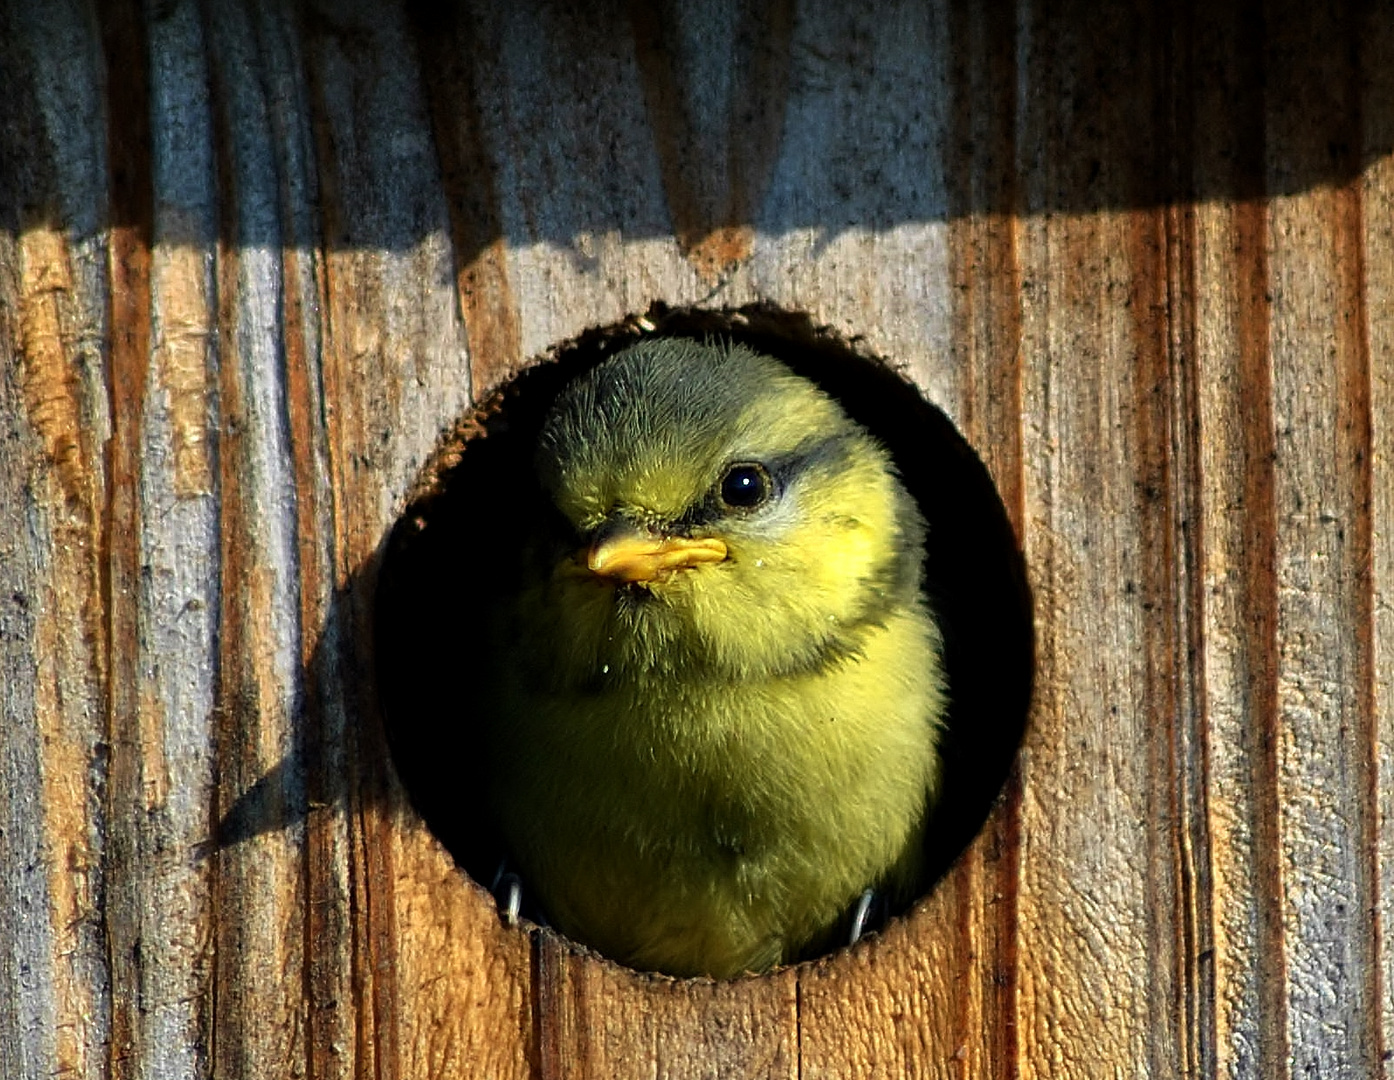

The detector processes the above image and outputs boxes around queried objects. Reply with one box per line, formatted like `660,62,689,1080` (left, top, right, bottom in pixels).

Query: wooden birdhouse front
2,2,1391,1077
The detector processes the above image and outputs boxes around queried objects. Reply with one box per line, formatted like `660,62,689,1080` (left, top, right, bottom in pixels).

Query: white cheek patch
731,483,805,545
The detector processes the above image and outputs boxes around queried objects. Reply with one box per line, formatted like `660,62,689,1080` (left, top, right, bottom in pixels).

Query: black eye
719,463,772,509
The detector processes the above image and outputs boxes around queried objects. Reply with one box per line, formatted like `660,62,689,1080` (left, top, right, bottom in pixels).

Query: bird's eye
719,463,773,510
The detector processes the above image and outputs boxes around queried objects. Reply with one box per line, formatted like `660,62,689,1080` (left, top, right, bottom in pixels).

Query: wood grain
2,1,1393,1077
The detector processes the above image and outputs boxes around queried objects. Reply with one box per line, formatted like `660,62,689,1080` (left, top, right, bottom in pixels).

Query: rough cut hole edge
375,300,1035,981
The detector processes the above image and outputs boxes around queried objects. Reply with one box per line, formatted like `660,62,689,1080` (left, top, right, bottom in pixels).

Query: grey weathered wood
1,1,1392,1077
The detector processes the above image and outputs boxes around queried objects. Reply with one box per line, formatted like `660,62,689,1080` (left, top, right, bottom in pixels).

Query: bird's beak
586,525,727,584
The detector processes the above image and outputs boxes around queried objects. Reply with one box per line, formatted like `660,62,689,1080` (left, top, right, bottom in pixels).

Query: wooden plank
96,5,221,1078
0,228,112,1080
202,42,308,1080
1188,3,1284,1074
1008,5,1191,1076
301,6,526,1080
1363,7,1394,1075
1265,4,1380,1069
0,4,115,1079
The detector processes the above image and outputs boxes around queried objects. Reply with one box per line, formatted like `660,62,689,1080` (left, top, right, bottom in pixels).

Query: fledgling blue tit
481,338,946,978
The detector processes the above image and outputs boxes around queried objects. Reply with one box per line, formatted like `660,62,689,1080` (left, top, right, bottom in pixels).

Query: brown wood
2,1,1392,1076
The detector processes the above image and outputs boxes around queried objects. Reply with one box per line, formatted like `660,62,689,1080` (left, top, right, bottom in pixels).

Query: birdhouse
3,2,1390,1077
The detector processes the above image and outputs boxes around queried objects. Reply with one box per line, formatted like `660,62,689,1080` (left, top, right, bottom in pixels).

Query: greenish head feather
537,339,860,531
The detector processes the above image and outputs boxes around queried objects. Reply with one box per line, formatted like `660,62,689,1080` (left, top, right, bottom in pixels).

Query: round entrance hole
375,304,1033,976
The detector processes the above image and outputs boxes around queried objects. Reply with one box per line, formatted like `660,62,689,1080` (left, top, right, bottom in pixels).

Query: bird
478,337,946,978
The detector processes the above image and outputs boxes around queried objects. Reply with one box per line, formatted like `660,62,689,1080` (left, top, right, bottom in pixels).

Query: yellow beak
586,528,728,584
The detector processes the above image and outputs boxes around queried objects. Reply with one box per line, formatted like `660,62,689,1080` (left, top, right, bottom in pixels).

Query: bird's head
524,339,925,685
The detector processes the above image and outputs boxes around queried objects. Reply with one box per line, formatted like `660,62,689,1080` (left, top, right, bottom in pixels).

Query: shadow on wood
0,2,1383,252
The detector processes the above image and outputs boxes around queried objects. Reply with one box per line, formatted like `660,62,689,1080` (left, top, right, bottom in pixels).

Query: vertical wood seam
1170,193,1218,1080
290,13,381,1075
1162,5,1216,1073
1130,202,1183,1080
97,0,155,1073
1342,13,1385,1062
1168,195,1216,1080
1243,187,1289,1075
999,14,1026,1066
998,197,1026,1080
1343,153,1385,1075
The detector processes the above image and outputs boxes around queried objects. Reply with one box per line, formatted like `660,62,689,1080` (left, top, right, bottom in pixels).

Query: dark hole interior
374,302,1034,969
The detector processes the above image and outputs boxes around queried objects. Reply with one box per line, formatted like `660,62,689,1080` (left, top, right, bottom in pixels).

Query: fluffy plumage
481,338,945,977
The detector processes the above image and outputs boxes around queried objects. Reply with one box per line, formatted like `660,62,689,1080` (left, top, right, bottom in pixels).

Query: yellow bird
480,338,946,978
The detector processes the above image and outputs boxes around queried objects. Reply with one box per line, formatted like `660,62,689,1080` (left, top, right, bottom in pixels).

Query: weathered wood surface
1,1,1391,1077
